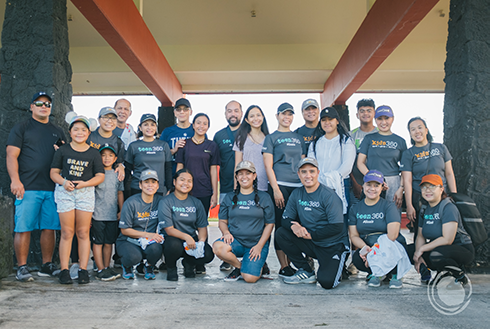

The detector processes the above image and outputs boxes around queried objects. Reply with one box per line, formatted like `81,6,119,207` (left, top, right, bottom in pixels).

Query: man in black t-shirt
6,92,66,282
275,157,349,289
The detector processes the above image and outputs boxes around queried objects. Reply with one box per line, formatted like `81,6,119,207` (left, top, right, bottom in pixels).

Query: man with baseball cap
295,99,320,150
7,91,66,281
275,157,349,289
113,98,137,150
86,106,126,181
160,97,195,174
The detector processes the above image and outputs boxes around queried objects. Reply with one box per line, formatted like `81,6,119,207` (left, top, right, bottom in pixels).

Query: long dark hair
232,174,261,209
407,117,433,146
169,168,194,194
310,113,351,156
235,105,269,151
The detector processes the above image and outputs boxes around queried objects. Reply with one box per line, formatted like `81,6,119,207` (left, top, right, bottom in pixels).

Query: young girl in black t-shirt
50,116,105,284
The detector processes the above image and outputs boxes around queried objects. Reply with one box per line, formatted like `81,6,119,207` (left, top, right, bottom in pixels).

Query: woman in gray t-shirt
348,170,406,288
411,174,473,284
233,105,270,191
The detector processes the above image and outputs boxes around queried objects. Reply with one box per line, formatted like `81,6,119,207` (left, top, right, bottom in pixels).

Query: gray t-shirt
282,184,348,248
158,193,209,238
219,191,275,248
125,139,172,194
93,169,124,221
400,143,452,193
348,198,400,237
294,125,317,150
233,136,268,191
350,126,378,185
359,132,407,177
118,194,163,241
421,198,472,246
87,128,125,164
262,131,305,186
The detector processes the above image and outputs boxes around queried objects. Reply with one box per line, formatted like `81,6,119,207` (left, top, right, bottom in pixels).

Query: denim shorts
14,190,60,232
219,238,269,277
54,185,95,213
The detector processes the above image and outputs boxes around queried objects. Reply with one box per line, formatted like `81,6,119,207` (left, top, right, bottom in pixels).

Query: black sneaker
96,268,117,281
167,267,178,281
158,261,167,271
220,261,232,271
261,262,270,276
38,262,58,277
224,267,242,282
195,264,206,274
16,265,34,282
278,265,296,278
58,269,73,284
78,269,90,284
183,260,196,278
109,268,121,279
113,256,122,268
136,262,145,276
419,263,431,284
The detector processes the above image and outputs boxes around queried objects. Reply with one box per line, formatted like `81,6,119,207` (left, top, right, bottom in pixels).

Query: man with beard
213,100,243,271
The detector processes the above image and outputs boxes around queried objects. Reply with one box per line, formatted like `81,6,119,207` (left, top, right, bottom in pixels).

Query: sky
72,92,445,144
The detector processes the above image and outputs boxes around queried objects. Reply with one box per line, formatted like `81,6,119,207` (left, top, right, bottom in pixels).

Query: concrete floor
1,225,489,328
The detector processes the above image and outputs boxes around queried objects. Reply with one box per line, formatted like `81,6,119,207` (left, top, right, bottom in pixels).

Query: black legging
406,243,474,271
196,196,211,218
163,236,214,269
268,184,297,250
275,227,348,289
116,239,163,267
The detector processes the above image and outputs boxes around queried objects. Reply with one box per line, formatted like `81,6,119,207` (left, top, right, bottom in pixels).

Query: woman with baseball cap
262,102,306,278
213,161,275,282
357,106,407,213
348,170,407,288
125,114,172,196
411,174,473,284
308,107,356,215
116,169,164,280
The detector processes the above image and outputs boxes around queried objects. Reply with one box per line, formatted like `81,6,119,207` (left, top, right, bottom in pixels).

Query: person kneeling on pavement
275,157,350,289
116,170,164,280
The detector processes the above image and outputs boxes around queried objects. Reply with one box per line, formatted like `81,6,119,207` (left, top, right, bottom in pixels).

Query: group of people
7,92,474,289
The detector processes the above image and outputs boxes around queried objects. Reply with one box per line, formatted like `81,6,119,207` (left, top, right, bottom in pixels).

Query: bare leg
242,273,260,283
92,244,104,271
103,244,113,269
40,229,55,264
276,250,289,269
14,232,31,266
75,210,93,270
212,241,241,268
59,211,76,270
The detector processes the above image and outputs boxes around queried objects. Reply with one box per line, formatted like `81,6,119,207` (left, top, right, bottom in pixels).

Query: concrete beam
320,0,439,107
71,0,182,106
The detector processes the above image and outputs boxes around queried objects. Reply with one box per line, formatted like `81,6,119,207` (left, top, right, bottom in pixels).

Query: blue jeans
221,238,269,277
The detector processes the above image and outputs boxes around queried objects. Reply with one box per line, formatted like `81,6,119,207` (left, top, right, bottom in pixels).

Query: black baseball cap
174,98,191,109
31,92,52,103
140,113,157,125
99,143,117,154
320,107,340,120
277,102,294,114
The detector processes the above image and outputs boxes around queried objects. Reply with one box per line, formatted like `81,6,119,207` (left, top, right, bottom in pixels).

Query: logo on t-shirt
298,200,320,208
357,212,384,224
277,137,301,146
371,140,398,149
172,206,196,217
424,212,440,224
415,150,430,159
67,158,89,178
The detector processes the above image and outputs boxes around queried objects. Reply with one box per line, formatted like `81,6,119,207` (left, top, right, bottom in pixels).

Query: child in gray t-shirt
92,144,124,281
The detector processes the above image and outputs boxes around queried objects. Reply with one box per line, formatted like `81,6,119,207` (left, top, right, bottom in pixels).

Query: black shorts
91,220,119,245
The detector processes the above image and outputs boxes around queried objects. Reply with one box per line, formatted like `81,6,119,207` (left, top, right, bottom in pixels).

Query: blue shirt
160,124,195,174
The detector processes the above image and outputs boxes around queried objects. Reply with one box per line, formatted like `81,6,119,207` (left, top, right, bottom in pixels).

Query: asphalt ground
1,225,489,328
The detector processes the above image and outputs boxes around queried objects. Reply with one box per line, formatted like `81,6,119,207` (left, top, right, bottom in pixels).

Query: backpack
448,193,488,247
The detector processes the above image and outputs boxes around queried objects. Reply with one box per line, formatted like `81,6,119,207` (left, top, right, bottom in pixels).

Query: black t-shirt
51,144,105,182
294,125,317,150
213,126,238,194
87,128,125,164
6,118,66,191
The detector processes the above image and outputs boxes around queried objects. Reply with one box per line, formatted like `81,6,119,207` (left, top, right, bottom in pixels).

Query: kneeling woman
159,169,214,281
348,170,406,288
412,174,473,283
116,170,164,280
213,161,275,283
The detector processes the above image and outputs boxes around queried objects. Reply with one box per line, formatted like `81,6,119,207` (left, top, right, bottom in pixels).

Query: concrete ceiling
1,0,451,95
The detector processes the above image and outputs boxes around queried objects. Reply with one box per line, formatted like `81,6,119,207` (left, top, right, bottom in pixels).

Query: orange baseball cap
420,174,443,186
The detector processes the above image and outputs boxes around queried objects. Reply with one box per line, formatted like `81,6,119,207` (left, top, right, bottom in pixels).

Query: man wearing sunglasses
6,92,66,281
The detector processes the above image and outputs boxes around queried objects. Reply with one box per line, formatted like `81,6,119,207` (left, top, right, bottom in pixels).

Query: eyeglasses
421,184,441,191
175,107,190,113
33,101,51,108
100,116,117,121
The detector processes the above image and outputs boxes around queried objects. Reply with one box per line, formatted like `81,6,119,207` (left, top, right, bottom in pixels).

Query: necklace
192,136,205,145
248,133,264,144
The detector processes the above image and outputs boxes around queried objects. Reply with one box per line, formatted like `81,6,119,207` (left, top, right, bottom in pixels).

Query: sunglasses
33,101,51,108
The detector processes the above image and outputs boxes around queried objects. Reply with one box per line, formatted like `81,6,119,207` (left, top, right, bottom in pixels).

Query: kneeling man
275,157,349,289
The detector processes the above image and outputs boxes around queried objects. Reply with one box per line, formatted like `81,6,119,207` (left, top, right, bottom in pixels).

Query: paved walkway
1,225,489,328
